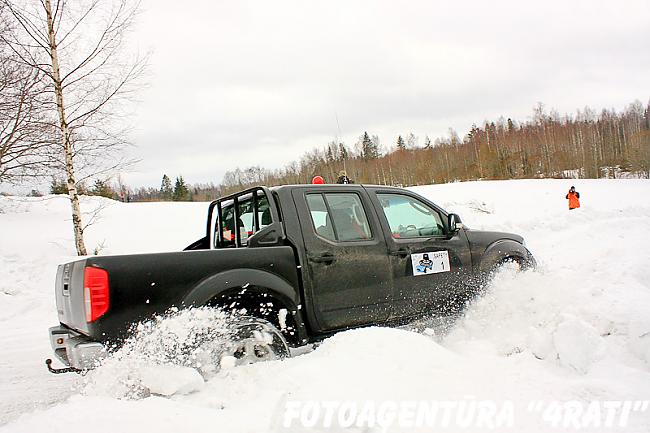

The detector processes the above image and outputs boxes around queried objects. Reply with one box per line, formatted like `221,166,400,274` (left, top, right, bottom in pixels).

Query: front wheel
497,256,525,271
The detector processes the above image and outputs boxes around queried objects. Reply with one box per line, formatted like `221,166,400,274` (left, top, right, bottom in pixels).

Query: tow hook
45,358,82,374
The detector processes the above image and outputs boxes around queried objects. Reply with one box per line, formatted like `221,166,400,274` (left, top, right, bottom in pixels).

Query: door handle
310,253,337,264
390,249,409,258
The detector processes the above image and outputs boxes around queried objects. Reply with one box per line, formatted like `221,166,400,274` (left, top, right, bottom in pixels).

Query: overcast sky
121,0,649,189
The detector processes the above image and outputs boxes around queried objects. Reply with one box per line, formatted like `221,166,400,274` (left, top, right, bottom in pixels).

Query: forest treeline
214,99,650,197
51,99,650,201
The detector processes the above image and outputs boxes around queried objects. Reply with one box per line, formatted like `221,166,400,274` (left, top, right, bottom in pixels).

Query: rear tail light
84,267,110,322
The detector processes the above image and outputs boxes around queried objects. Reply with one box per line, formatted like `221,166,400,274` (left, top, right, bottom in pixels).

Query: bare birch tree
1,0,146,255
0,3,53,183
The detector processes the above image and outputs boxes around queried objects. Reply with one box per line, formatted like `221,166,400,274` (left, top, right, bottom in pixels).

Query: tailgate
55,260,90,335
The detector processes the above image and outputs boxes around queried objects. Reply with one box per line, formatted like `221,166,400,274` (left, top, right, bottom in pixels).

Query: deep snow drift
1,179,649,432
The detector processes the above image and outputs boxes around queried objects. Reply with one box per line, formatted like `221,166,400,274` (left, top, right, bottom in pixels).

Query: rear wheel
224,317,290,366
195,316,289,376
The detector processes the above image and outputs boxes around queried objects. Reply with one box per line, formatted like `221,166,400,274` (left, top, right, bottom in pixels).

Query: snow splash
443,259,650,375
83,307,233,399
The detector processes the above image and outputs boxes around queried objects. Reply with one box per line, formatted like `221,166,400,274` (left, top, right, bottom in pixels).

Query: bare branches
81,198,108,234
0,5,55,184
2,1,50,49
2,0,145,179
1,0,146,255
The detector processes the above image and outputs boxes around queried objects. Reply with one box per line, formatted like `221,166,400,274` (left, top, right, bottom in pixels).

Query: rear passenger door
293,188,392,331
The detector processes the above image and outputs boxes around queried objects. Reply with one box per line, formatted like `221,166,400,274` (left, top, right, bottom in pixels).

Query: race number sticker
411,251,450,276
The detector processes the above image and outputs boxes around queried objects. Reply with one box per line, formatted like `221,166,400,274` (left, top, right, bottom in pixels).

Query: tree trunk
44,0,87,256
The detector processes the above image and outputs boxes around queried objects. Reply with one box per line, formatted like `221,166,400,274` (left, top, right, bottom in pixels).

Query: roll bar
206,186,281,248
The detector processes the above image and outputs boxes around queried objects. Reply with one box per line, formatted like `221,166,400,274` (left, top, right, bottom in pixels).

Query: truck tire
496,256,524,271
224,316,290,366
495,254,536,273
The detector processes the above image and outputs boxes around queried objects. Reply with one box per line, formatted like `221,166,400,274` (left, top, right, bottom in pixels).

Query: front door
371,191,472,319
293,189,392,331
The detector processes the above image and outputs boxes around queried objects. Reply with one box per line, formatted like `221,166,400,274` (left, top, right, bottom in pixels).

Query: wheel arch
479,239,535,273
181,268,308,346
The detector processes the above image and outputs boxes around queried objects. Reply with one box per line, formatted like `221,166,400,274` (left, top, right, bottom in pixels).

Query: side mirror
247,222,285,248
448,213,464,234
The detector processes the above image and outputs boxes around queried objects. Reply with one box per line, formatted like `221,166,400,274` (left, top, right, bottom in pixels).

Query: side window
306,194,335,241
219,201,236,248
237,194,254,245
326,194,371,241
257,194,272,229
306,193,372,242
377,194,444,239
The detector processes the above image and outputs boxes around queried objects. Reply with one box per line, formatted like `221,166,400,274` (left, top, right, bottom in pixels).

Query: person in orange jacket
566,186,580,210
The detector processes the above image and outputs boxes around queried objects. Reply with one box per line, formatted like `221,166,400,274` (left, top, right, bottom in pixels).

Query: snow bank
553,318,605,373
1,179,650,432
138,365,205,397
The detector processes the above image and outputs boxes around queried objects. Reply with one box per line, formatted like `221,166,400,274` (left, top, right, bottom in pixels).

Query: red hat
312,175,325,184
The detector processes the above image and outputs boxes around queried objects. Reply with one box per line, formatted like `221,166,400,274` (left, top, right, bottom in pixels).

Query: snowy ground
1,179,649,432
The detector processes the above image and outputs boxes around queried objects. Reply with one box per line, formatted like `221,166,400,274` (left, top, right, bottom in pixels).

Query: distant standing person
337,170,352,184
566,186,580,210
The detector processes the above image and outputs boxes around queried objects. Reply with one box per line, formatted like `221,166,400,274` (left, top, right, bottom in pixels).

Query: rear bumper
49,325,106,370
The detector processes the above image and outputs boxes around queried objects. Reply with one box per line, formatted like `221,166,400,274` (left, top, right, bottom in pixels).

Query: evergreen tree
396,135,406,151
91,179,115,198
52,177,87,195
173,176,191,201
338,143,349,161
160,174,173,200
50,178,68,195
326,146,334,163
361,131,378,160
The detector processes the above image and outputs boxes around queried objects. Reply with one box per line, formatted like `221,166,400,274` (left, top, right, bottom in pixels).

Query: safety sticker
411,251,450,276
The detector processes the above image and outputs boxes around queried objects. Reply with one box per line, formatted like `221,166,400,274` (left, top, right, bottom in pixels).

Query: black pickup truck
48,184,534,372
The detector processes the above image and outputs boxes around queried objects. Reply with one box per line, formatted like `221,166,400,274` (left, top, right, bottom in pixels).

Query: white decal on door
411,251,450,276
